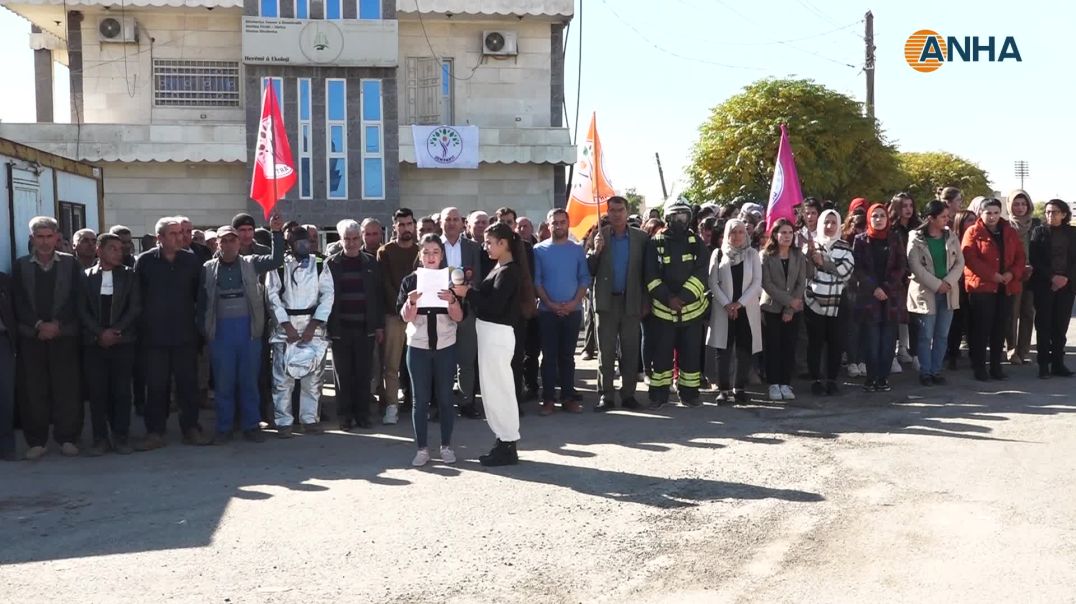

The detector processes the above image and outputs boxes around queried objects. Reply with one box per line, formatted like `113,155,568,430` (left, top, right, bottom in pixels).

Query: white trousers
476,319,520,442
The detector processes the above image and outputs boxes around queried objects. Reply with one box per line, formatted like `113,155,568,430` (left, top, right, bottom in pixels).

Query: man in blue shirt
533,208,591,415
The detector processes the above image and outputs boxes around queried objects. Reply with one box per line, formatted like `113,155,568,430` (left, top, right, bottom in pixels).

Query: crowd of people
0,187,1073,467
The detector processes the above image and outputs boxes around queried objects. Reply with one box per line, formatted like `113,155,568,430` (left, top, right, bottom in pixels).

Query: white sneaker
847,363,861,378
412,448,430,467
891,358,903,374
857,363,867,376
898,350,914,364
383,404,399,425
768,384,783,401
440,446,456,464
780,385,795,400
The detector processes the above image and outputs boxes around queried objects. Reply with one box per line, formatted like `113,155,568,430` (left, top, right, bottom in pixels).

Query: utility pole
864,10,875,119
655,152,669,200
1014,160,1029,189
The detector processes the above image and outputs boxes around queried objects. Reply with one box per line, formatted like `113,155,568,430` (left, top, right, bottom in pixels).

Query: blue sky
0,0,1071,207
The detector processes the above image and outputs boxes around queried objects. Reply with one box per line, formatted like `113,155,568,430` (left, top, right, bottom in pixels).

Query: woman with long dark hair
906,201,964,385
852,204,908,392
889,193,921,369
946,208,979,369
760,218,809,400
451,222,531,466
1029,199,1076,378
841,211,868,377
398,234,464,466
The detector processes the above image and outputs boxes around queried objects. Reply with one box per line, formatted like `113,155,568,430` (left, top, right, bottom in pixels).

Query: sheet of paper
415,267,450,309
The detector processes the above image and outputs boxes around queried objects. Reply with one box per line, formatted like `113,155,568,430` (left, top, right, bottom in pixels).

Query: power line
596,0,765,71
710,0,859,69
412,0,483,81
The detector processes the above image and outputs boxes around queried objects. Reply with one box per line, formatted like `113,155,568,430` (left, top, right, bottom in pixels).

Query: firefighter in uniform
644,200,709,408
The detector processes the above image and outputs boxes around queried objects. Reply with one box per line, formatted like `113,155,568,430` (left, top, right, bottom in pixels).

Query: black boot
479,439,519,467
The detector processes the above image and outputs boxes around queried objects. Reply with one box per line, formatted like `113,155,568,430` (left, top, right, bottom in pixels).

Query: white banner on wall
241,17,398,67
412,125,480,169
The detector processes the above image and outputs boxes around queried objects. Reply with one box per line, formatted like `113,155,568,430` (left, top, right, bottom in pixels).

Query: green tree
686,78,899,209
893,151,992,208
623,187,645,215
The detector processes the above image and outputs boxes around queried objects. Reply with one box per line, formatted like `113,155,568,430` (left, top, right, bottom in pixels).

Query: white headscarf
721,218,750,265
814,209,841,249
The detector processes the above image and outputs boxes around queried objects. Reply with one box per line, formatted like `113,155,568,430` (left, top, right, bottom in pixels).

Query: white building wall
397,19,552,128
400,163,554,223
100,161,248,235
56,172,101,234
79,8,245,125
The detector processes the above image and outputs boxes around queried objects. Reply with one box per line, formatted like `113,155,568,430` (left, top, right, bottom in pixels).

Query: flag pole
270,84,278,219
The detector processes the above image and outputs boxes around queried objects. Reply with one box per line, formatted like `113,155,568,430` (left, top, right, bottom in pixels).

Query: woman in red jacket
960,198,1026,381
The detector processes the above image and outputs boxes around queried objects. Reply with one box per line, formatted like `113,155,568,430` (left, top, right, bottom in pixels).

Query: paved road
3,339,1076,602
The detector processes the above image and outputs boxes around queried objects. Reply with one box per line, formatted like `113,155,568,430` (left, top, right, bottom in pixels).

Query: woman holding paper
451,222,530,467
398,234,464,467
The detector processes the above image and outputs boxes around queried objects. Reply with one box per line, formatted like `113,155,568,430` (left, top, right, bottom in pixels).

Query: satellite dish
99,17,122,39
484,31,505,53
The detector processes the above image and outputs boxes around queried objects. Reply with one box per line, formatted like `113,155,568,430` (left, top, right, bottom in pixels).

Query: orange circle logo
905,29,946,72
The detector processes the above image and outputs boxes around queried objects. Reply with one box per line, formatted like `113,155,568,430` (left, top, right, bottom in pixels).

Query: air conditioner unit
98,16,138,44
482,31,517,56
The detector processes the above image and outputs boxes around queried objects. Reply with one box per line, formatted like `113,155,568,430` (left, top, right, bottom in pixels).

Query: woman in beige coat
906,200,965,385
706,219,762,404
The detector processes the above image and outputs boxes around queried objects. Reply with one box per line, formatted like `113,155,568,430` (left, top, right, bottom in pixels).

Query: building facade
0,0,574,235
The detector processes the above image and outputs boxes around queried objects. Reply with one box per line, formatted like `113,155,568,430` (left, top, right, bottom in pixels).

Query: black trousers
0,337,15,455
715,315,753,390
84,343,135,441
523,316,541,392
1034,285,1076,369
650,320,703,402
948,285,972,359
763,311,800,385
17,336,82,447
144,344,199,435
332,329,374,422
805,308,842,381
967,291,1010,371
511,320,527,400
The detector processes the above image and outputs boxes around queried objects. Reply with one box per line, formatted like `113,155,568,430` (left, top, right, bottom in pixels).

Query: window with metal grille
153,60,241,107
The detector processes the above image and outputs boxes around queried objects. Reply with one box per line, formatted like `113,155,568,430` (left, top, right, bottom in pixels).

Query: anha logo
905,29,1022,72
427,126,464,164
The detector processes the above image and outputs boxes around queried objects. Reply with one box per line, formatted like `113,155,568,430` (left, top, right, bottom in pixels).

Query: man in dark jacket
134,216,207,449
78,232,141,455
0,270,16,461
326,219,385,430
13,216,84,460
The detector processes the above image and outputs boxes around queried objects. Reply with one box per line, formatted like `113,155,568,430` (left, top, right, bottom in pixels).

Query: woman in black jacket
1028,199,1076,378
452,222,532,466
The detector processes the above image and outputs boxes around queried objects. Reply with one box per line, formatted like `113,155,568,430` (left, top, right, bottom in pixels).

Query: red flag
250,84,296,220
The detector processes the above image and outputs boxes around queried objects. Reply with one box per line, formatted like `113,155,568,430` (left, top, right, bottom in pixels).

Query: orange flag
567,113,616,240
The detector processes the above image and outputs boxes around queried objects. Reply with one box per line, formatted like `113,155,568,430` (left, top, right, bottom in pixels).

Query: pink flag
765,123,803,232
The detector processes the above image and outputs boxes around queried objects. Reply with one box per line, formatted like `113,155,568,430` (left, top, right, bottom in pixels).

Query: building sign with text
241,17,398,67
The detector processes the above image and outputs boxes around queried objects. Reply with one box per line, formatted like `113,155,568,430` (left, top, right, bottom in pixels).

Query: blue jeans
407,344,457,449
539,310,583,401
914,295,954,377
862,319,897,382
210,317,262,433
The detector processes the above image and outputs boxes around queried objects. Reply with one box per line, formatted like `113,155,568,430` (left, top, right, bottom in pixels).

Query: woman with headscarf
1006,190,1039,364
1028,199,1076,378
961,198,1025,381
852,203,908,392
705,219,762,404
804,209,855,395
